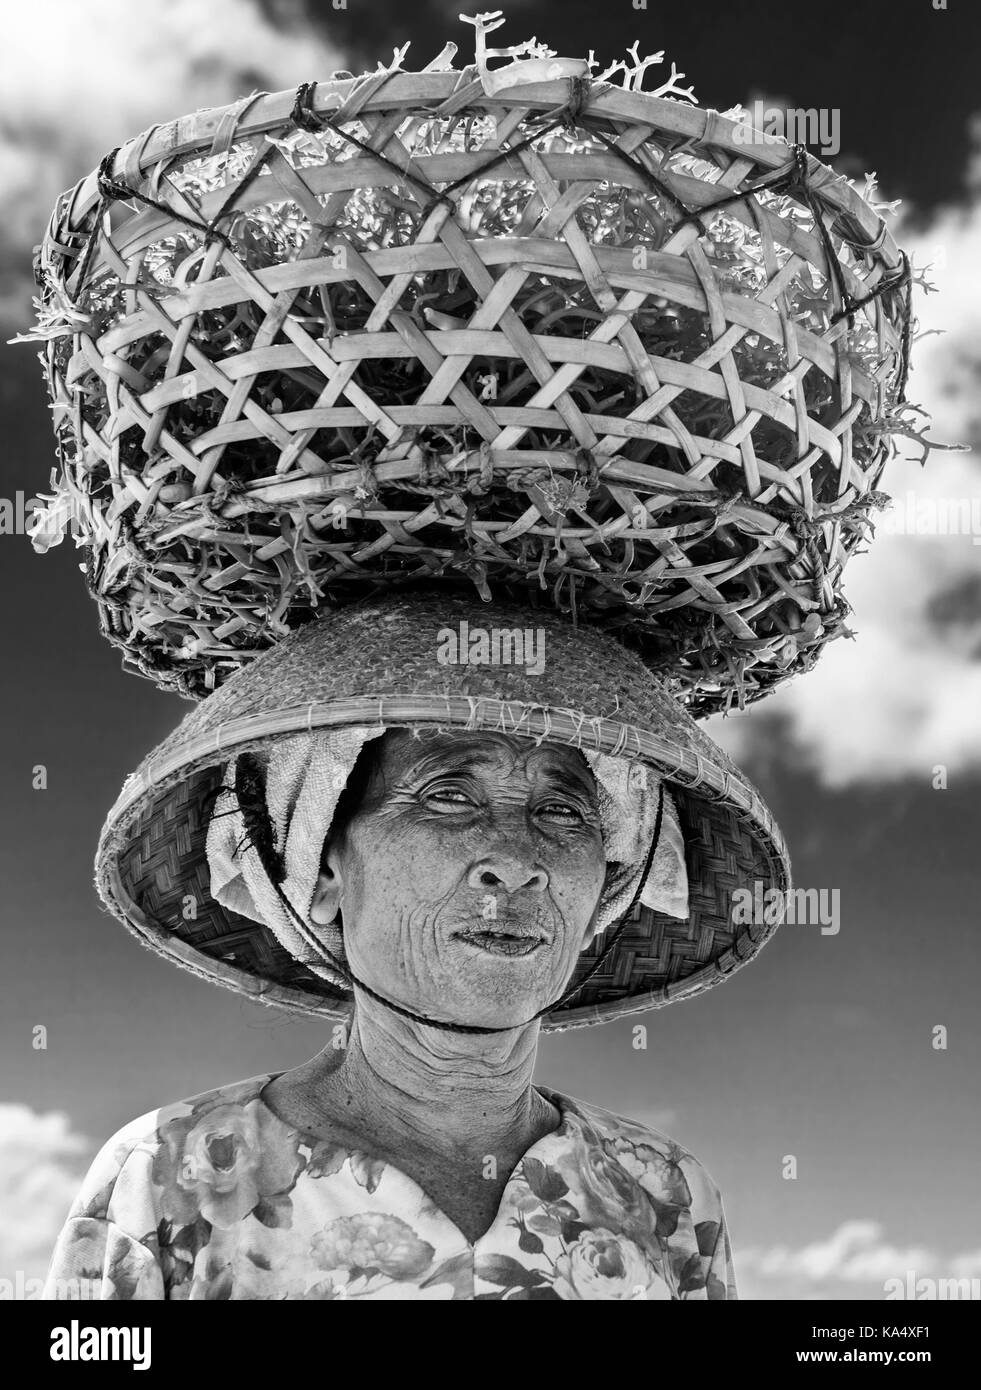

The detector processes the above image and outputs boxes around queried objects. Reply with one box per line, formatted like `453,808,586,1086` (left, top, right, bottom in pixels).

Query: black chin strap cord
266,781,666,1036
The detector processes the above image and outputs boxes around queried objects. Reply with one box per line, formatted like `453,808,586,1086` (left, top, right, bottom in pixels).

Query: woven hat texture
95,589,791,1030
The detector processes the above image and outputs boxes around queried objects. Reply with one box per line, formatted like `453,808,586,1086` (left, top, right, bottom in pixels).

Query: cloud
0,1103,95,1292
737,1220,981,1300
709,129,981,788
0,0,344,321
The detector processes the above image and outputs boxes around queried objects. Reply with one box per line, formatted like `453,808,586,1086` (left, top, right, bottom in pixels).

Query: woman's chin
425,950,566,1029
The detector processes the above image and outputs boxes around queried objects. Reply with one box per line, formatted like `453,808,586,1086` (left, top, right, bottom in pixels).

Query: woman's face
310,730,608,1029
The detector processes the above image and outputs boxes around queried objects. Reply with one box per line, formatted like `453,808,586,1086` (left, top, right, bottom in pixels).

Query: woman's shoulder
547,1086,728,1212
154,1069,279,1129
45,1073,294,1298
108,1070,276,1143
71,1072,280,1206
547,1084,689,1151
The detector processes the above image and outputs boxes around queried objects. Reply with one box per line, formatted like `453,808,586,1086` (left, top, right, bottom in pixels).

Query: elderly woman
43,591,789,1300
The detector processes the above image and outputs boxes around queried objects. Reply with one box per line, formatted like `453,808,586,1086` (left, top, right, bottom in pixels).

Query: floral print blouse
43,1072,737,1301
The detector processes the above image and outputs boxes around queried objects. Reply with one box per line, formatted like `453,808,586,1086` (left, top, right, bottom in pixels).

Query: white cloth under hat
206,727,689,988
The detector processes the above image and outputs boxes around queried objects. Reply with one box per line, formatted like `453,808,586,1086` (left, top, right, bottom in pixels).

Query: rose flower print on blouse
43,1073,737,1301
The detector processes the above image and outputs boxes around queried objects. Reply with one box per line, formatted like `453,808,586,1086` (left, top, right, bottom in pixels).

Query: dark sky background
268,0,981,213
1,0,979,1300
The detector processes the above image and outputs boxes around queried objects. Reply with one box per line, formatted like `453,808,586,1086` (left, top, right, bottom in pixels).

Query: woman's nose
467,857,549,894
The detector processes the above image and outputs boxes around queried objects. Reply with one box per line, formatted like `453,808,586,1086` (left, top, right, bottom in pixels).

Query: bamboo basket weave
24,28,918,716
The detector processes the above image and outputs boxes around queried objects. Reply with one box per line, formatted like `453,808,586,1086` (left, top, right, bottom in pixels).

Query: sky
1,0,979,1302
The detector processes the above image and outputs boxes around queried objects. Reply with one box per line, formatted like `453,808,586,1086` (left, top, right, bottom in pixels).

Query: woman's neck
288,996,557,1160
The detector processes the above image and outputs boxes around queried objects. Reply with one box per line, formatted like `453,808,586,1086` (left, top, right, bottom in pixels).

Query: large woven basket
25,24,916,716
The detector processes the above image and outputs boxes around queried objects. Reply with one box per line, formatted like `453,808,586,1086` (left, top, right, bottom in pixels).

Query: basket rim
48,69,903,273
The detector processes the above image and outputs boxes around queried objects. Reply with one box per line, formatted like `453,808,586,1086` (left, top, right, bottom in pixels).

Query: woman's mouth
454,927,545,957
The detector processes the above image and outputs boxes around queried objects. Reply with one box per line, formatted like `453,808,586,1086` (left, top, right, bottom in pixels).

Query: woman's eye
423,785,475,807
536,801,584,823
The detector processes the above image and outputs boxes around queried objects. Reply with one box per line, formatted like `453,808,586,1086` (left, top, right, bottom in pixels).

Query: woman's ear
310,837,345,926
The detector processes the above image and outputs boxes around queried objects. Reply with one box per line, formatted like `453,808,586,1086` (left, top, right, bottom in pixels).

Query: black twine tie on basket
671,145,913,329
575,445,602,496
781,147,914,398
73,146,236,297
289,75,594,226
663,141,914,398
229,748,666,1035
589,127,704,234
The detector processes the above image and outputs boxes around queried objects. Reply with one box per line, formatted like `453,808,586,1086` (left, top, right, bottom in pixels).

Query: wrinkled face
310,730,608,1028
